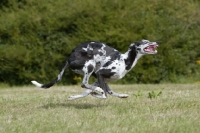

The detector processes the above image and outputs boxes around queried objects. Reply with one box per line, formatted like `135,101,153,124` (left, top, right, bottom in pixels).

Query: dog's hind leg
106,83,128,98
68,81,106,100
68,62,106,100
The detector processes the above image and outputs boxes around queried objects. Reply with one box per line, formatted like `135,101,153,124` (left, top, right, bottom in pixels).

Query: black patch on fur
81,84,86,88
135,40,143,46
87,65,94,73
68,60,85,70
112,67,116,69
41,77,58,88
68,41,122,71
103,61,112,67
97,69,115,79
124,44,137,70
96,73,107,95
99,52,103,56
136,48,141,51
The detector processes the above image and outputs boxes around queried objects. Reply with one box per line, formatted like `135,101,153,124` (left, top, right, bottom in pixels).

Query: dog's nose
156,41,161,45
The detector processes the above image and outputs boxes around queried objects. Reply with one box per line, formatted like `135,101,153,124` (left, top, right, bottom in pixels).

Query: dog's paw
118,94,128,98
94,87,104,94
102,93,107,99
91,92,107,99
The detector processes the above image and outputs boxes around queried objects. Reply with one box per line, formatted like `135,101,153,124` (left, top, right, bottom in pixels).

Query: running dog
31,39,159,100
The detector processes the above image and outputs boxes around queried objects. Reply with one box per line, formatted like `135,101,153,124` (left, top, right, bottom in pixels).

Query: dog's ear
129,43,138,53
129,43,135,49
134,41,142,46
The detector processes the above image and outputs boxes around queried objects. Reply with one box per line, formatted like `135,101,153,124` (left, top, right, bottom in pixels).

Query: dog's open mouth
144,45,158,54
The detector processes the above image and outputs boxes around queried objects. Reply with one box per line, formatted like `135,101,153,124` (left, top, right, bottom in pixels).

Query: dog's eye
137,48,141,50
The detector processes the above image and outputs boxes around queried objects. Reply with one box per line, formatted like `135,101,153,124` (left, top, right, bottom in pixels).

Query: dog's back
68,41,121,72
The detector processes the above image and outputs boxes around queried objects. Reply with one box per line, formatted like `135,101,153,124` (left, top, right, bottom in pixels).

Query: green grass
0,84,200,133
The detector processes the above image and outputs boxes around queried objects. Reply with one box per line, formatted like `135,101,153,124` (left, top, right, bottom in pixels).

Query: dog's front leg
89,73,108,99
90,81,106,99
106,83,128,98
96,72,107,96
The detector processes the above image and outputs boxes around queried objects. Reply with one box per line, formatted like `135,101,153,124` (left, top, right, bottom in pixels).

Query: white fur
31,81,43,88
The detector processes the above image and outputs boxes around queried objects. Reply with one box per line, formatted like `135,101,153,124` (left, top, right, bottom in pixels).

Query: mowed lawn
0,84,200,133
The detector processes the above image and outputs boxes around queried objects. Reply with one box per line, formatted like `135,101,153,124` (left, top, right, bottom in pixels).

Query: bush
0,0,200,85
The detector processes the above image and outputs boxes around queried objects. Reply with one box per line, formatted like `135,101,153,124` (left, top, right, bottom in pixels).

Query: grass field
0,84,200,133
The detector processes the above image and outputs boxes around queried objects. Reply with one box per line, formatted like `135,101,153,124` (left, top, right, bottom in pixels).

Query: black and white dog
31,39,159,100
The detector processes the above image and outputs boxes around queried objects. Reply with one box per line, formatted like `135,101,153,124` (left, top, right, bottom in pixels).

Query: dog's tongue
145,48,151,52
144,45,157,52
145,46,153,52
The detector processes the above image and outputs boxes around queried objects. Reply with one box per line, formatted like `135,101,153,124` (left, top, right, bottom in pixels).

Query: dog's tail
31,61,69,89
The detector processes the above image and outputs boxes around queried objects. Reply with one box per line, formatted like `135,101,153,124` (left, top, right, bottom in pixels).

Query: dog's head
133,39,159,55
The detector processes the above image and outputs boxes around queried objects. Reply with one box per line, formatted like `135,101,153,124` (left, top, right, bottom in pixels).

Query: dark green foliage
0,0,200,85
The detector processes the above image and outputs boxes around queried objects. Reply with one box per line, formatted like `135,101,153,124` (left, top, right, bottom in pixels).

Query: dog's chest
92,48,128,81
102,59,128,81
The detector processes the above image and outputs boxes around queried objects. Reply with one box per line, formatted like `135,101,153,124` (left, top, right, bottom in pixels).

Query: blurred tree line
0,0,200,86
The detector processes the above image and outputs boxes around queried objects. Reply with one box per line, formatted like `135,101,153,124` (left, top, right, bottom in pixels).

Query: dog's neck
123,45,143,71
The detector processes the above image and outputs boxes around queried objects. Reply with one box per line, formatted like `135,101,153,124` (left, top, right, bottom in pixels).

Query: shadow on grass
40,102,106,109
